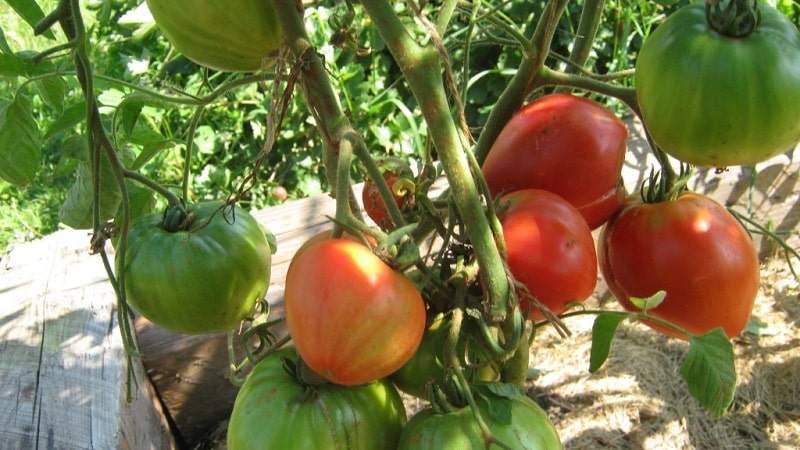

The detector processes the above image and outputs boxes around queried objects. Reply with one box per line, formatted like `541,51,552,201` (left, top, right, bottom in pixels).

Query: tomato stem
360,0,512,323
271,0,364,219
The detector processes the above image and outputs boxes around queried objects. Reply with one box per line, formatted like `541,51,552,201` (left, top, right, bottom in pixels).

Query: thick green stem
560,0,607,77
360,0,510,321
271,0,361,215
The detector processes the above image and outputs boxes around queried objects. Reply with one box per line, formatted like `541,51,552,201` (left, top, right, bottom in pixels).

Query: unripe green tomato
389,313,500,400
145,0,283,72
635,2,800,166
397,385,562,450
117,201,271,334
227,346,407,450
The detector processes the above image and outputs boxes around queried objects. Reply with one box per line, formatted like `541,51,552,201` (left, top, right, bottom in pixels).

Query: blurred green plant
0,0,667,255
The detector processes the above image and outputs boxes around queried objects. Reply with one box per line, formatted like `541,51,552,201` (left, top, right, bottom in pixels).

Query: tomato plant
598,192,760,339
497,189,598,321
116,201,272,335
145,0,283,72
227,346,407,450
397,383,562,449
635,1,800,167
6,0,780,440
284,238,426,385
481,94,629,229
389,313,500,400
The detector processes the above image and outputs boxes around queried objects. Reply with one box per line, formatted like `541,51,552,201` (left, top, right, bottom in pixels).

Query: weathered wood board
0,231,177,449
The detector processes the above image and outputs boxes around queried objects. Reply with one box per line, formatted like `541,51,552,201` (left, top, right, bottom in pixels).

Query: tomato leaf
681,328,736,419
59,140,123,230
44,101,87,139
628,290,667,312
34,76,67,113
474,383,524,425
5,0,56,39
589,312,626,373
0,94,41,185
0,28,13,54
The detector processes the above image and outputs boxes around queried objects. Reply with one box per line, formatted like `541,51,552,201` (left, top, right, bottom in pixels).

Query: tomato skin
117,202,271,334
389,314,500,400
498,189,598,320
227,346,407,450
481,94,628,229
284,239,426,386
145,0,283,72
599,193,759,339
635,2,800,167
362,161,415,231
362,172,406,230
396,385,562,449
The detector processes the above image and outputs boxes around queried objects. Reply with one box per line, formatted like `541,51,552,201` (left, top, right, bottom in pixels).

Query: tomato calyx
281,354,331,395
160,202,194,232
705,0,761,38
640,164,693,204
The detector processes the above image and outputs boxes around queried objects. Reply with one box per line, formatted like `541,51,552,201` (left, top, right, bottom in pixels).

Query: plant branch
360,0,512,322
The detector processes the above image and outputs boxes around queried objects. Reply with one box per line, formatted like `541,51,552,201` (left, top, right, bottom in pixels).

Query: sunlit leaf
0,94,41,185
589,312,627,373
6,0,55,39
681,328,736,418
628,290,667,312
59,142,123,230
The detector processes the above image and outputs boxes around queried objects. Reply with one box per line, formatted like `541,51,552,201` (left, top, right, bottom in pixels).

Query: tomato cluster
132,2,781,444
479,93,627,320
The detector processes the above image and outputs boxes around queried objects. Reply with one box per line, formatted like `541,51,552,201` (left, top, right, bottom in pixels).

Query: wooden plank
0,230,177,450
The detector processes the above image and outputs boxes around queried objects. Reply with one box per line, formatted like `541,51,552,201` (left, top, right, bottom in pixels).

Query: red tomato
362,172,405,230
284,238,426,385
498,189,598,320
481,94,629,229
599,192,760,339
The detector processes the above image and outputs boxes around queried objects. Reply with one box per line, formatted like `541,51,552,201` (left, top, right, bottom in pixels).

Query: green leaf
0,94,41,185
6,0,55,39
0,28,14,54
128,126,179,170
34,76,67,113
589,312,626,373
120,181,157,223
59,147,123,230
681,328,737,419
44,101,87,139
0,53,27,76
628,290,667,312
117,97,144,138
473,383,526,425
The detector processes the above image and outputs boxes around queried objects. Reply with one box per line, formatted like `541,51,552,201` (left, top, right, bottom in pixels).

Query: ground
528,256,799,450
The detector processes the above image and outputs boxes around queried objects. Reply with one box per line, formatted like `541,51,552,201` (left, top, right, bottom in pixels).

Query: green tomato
227,346,407,450
635,2,800,167
145,0,283,72
397,384,562,449
117,201,271,334
389,313,500,400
